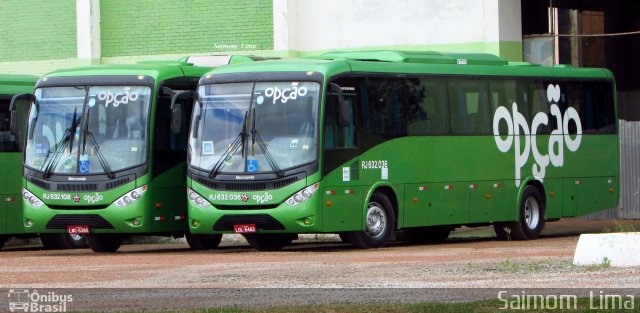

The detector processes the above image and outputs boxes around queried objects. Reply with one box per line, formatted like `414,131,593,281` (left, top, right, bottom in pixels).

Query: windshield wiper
84,131,114,178
42,107,79,178
82,110,115,178
208,111,248,178
250,108,283,177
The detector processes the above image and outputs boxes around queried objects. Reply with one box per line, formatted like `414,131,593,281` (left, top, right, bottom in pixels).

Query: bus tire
0,236,8,250
509,185,546,240
243,234,297,251
185,233,222,250
338,232,351,244
347,192,395,249
55,234,88,249
403,226,451,243
493,223,511,240
40,234,60,250
87,234,123,252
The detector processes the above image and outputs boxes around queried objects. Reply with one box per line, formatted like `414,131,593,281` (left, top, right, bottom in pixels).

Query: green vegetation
604,220,638,233
585,257,612,271
487,258,616,274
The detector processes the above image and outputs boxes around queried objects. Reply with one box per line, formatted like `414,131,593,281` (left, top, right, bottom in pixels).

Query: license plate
67,225,90,234
233,224,257,233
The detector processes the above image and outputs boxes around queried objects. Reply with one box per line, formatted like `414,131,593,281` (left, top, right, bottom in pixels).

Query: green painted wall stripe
292,41,524,62
0,0,76,62
100,0,274,57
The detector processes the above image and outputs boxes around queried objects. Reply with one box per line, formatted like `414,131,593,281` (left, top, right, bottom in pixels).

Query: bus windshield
25,85,151,175
189,81,319,175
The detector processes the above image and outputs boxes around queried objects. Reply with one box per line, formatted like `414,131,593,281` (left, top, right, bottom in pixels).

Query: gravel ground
0,219,638,310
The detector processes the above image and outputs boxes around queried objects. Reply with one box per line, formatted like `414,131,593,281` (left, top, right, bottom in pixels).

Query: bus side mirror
9,93,34,135
170,90,194,134
160,86,174,97
329,83,350,127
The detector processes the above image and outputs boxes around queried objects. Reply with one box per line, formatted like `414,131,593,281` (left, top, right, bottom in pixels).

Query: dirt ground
0,219,638,310
1,219,639,288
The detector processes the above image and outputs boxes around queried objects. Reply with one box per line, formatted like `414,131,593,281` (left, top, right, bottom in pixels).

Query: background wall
0,0,522,75
274,0,522,60
0,0,78,74
101,0,274,60
0,0,77,62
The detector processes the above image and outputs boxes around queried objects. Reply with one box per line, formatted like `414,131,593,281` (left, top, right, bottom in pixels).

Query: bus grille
213,214,285,231
57,183,98,192
45,214,114,229
105,177,131,189
197,174,301,191
27,174,135,192
48,204,109,210
215,204,279,210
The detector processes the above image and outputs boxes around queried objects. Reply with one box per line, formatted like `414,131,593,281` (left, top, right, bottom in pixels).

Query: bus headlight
286,183,319,207
114,185,147,207
22,189,43,208
187,188,211,208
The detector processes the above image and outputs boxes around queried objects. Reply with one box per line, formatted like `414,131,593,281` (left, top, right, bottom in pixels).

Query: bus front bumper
23,200,186,234
188,199,323,234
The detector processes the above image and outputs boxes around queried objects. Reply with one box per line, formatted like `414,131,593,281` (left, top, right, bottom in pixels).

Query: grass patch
481,257,619,274
585,257,612,271
489,258,574,274
604,220,637,233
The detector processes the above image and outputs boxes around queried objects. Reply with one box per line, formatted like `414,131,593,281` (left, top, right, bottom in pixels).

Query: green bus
186,50,618,250
2,74,85,250
16,60,235,252
0,74,38,250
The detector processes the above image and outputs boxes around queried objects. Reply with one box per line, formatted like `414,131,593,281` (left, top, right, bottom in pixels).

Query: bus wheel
0,236,8,250
40,234,60,250
243,234,297,251
509,185,546,240
87,234,123,252
55,234,88,249
347,192,395,249
185,233,222,250
403,226,451,243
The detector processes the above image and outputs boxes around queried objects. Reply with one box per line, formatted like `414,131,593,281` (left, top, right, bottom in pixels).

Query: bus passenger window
406,79,448,135
0,97,18,152
449,79,491,134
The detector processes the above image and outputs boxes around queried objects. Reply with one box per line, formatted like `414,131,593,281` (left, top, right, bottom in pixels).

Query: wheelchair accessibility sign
246,159,259,173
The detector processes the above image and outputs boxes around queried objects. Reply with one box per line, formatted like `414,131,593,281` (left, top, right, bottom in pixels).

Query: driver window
324,89,355,149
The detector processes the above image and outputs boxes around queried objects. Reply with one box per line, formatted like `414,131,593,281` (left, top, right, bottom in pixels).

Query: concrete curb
573,232,640,267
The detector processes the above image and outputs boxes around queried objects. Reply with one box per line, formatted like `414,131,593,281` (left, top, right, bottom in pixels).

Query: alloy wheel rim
365,202,387,238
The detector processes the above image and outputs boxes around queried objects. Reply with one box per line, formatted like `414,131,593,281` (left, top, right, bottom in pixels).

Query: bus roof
201,50,615,81
40,60,215,86
0,74,38,95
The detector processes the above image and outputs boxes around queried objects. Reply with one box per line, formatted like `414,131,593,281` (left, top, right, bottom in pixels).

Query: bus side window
0,96,17,152
406,79,448,135
324,91,355,149
564,81,615,134
449,79,491,134
527,81,552,133
489,79,536,134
